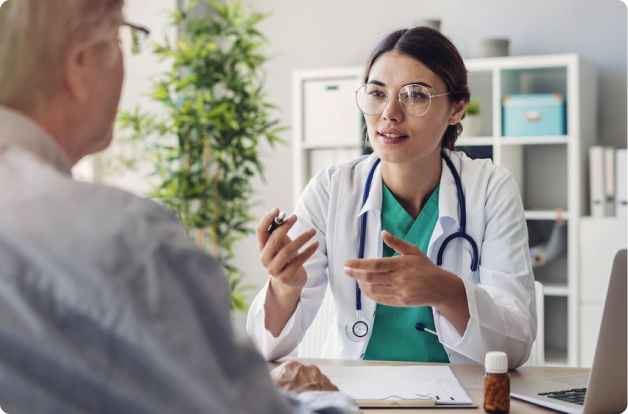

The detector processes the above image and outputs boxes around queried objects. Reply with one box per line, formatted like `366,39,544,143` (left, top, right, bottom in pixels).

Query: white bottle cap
485,351,508,373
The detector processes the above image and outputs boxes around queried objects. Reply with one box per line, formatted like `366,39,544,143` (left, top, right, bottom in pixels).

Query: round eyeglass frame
355,83,451,117
120,22,150,55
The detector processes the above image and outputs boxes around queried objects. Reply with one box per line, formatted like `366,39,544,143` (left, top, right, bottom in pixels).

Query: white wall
231,0,627,327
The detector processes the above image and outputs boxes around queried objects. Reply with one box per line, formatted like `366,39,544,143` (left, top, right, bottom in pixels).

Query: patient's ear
64,47,89,103
448,99,467,125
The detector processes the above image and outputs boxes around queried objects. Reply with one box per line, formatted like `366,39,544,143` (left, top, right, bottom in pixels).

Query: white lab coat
247,150,537,369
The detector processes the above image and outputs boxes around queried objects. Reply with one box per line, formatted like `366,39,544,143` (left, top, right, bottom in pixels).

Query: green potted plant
117,0,286,310
463,99,482,137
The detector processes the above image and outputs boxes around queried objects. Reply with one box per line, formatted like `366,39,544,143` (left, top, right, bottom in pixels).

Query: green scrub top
363,184,449,362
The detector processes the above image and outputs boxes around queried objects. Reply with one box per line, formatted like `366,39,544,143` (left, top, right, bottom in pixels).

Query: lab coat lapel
427,150,462,264
355,159,382,348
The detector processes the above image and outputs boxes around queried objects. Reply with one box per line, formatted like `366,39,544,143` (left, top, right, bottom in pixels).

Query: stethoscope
345,150,480,342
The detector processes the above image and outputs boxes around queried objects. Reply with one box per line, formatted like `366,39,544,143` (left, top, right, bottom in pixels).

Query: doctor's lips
378,128,408,140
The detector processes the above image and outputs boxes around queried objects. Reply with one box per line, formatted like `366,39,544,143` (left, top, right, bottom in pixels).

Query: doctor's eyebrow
366,79,434,89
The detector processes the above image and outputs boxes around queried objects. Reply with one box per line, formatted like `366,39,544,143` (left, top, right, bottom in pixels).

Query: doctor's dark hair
363,26,471,150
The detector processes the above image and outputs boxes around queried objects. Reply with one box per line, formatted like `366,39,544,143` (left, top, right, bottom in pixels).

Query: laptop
511,249,627,414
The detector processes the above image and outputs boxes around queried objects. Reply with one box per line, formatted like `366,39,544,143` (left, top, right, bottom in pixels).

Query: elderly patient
0,1,358,413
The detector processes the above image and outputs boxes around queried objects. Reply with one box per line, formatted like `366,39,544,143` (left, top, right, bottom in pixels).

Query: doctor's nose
381,97,404,122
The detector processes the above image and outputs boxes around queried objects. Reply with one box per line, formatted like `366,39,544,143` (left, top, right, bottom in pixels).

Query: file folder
589,146,606,217
604,147,615,216
617,148,627,219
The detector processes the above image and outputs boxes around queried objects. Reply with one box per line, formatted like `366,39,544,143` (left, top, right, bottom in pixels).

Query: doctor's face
364,51,462,166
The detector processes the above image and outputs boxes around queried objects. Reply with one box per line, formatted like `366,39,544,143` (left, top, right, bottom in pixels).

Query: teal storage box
502,93,566,136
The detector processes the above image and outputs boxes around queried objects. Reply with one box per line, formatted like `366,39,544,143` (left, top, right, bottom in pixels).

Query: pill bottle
484,351,510,413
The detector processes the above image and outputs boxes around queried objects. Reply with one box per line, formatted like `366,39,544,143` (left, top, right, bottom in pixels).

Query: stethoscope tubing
356,157,381,312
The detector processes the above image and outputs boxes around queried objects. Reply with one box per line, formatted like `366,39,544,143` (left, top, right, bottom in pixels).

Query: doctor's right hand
257,207,319,292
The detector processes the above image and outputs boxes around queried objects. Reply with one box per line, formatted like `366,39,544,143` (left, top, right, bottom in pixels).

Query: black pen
267,211,286,234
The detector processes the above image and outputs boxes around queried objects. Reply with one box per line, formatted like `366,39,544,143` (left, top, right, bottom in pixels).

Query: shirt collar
357,153,383,218
437,148,462,227
356,149,462,227
0,106,72,175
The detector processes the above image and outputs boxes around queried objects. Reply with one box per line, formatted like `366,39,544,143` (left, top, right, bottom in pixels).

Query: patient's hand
270,360,339,393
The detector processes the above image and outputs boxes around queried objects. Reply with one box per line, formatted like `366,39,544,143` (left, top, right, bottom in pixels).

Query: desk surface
282,358,589,413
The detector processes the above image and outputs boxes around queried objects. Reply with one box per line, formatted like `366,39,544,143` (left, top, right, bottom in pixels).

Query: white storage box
303,78,363,147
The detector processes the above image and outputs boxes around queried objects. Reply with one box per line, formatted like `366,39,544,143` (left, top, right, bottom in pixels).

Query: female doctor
246,26,536,369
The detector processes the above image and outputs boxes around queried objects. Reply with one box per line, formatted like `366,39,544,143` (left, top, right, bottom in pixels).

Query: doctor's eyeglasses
355,83,451,117
118,22,150,55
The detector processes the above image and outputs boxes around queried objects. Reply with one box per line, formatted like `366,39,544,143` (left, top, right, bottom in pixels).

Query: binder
617,148,627,218
589,146,606,217
604,147,616,216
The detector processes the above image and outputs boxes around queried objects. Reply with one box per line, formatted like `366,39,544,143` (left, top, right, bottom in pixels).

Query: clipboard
317,364,477,408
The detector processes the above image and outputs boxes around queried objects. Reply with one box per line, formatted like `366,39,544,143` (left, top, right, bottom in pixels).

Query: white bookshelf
292,54,597,367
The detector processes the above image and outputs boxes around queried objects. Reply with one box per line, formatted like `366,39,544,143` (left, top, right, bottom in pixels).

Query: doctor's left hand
343,230,470,333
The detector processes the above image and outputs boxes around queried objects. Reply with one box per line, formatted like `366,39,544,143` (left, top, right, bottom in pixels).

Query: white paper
317,365,474,405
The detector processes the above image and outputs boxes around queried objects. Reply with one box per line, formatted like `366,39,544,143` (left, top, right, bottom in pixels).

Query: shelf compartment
542,284,569,297
498,144,569,211
455,145,493,162
544,296,569,366
524,210,570,221
464,69,493,137
456,137,494,146
500,66,569,137
500,66,568,98
544,347,569,367
500,136,569,145
527,219,568,286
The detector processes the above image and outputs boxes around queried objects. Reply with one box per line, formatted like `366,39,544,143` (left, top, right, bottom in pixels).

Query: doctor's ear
448,99,467,126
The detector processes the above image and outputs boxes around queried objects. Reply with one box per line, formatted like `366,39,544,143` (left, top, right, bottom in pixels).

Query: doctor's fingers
263,229,317,274
256,207,279,250
358,287,403,307
359,281,427,307
261,226,315,269
273,240,319,281
344,256,413,272
259,217,300,259
256,209,297,251
344,267,394,284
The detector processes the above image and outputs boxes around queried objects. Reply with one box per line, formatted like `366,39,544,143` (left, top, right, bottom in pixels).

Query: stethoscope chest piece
345,316,369,342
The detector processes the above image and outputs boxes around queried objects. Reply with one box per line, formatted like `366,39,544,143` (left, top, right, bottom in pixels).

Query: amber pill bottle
484,351,510,413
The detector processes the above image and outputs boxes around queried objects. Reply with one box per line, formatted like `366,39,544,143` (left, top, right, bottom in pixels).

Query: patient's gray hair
0,0,124,109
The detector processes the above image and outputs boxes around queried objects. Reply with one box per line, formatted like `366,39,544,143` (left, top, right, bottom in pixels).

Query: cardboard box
503,93,566,136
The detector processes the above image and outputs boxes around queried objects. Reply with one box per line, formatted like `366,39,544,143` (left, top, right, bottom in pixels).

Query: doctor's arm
437,172,537,369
